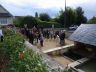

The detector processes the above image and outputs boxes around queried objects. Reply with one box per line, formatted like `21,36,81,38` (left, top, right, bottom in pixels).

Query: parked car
69,25,78,30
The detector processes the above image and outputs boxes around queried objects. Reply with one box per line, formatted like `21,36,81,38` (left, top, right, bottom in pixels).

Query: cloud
0,0,96,19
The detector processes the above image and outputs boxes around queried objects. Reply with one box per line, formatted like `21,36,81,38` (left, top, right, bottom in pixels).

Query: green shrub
38,20,63,28
0,29,48,72
14,16,63,28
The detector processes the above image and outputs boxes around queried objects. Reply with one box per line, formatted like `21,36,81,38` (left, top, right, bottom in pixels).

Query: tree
14,16,24,27
55,7,87,28
35,12,38,18
75,7,87,25
65,7,77,27
21,16,38,28
14,16,38,28
88,16,96,24
57,7,76,28
39,13,51,21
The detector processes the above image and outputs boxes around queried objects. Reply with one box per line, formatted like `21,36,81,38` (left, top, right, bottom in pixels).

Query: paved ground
36,38,74,51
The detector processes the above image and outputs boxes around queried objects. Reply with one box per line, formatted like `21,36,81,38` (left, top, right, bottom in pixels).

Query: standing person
29,30,34,44
39,33,44,47
53,31,56,40
54,31,59,40
59,30,65,46
50,30,53,40
36,31,40,43
46,30,50,39
0,29,4,42
56,35,60,46
23,24,30,38
32,26,37,33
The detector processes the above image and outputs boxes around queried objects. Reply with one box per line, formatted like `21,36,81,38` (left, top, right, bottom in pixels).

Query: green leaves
0,29,48,72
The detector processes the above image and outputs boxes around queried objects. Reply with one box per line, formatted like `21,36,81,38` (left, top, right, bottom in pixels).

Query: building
69,24,96,72
69,24,96,57
0,5,13,25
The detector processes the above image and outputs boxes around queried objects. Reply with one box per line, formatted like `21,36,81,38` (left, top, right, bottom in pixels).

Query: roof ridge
0,4,13,16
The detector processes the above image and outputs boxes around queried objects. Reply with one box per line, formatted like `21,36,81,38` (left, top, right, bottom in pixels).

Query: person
29,30,34,44
0,29,4,42
56,35,60,46
54,31,59,40
50,30,53,39
39,33,44,47
35,31,40,43
46,30,50,39
32,26,37,33
59,30,65,46
23,24,30,38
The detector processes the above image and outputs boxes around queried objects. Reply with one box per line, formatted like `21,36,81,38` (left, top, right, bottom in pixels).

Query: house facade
0,5,13,25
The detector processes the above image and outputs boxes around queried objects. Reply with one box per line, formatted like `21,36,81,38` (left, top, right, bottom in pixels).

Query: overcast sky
0,0,96,19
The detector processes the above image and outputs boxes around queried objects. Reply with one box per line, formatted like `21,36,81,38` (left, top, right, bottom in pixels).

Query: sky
0,0,96,19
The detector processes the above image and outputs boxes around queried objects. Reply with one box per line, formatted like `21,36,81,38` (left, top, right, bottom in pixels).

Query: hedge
14,16,64,28
38,20,64,28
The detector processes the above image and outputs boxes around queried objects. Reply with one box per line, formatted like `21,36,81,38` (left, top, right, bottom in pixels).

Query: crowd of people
20,24,66,47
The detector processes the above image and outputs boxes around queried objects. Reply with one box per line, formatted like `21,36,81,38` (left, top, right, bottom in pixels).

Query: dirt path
36,38,74,51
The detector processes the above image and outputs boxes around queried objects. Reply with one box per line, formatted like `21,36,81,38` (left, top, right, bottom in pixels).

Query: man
29,30,34,44
59,30,65,46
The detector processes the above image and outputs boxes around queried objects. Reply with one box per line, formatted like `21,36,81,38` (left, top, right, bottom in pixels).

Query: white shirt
0,29,3,37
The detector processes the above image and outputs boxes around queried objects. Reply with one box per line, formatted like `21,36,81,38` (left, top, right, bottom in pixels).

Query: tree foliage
21,16,38,28
14,7,88,28
75,7,87,25
56,7,87,28
88,16,96,24
39,13,51,21
35,12,38,18
14,16,38,28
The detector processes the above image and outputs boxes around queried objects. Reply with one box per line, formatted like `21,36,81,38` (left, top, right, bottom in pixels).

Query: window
0,18,7,24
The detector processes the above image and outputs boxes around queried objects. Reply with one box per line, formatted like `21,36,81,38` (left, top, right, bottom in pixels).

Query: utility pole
64,0,66,29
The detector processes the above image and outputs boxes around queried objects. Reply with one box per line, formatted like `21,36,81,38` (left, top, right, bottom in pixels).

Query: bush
38,20,63,28
0,29,48,72
14,16,38,28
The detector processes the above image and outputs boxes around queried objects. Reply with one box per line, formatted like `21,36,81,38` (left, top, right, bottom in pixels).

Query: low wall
43,44,74,56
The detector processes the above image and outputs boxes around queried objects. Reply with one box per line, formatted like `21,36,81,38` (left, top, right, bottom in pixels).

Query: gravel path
36,39,73,51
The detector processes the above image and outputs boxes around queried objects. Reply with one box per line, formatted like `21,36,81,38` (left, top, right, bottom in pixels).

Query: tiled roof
69,24,96,46
0,5,13,17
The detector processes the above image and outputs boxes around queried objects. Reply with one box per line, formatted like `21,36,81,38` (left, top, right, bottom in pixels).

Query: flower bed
0,29,48,72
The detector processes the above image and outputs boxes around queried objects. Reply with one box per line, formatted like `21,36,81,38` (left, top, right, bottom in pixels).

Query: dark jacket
60,32,65,40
